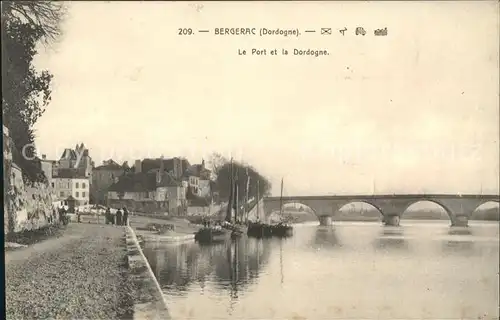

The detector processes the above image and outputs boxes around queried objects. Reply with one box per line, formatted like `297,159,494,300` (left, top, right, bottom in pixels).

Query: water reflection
312,227,341,248
141,222,498,320
448,226,473,236
441,239,475,252
441,227,475,254
373,226,408,250
143,237,272,296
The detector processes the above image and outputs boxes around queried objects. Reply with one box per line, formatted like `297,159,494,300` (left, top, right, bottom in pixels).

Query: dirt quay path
5,223,133,320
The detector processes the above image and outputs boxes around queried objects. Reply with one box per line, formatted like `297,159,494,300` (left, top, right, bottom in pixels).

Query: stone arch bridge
262,194,499,226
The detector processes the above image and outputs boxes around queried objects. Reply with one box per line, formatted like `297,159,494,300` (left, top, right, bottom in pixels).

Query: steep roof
184,164,211,180
94,159,123,170
60,148,77,160
59,143,90,160
157,171,182,187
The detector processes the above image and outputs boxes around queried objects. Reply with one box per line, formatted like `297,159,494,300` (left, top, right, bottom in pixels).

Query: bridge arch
471,200,499,221
268,201,317,223
281,202,317,214
400,199,454,221
401,200,452,221
335,201,384,221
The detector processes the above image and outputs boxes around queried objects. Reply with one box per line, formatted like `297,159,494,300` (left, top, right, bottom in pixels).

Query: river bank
5,223,134,319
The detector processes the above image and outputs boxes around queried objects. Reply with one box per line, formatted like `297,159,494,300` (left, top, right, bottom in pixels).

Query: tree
122,161,132,173
2,1,65,184
207,152,227,181
2,1,66,44
213,158,272,204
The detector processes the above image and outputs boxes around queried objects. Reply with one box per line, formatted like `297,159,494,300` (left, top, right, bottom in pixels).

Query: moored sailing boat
194,226,231,243
219,158,247,238
232,168,254,237
195,160,235,244
271,178,293,238
230,164,248,238
247,179,273,238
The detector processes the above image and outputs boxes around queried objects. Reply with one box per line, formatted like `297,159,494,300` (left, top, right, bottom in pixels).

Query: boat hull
271,224,294,238
231,224,249,238
195,228,231,243
247,223,273,238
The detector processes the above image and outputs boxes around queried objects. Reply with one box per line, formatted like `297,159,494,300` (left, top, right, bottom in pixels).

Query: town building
91,159,126,205
137,156,190,180
55,143,93,179
107,158,187,215
183,159,212,198
39,155,54,181
51,168,90,206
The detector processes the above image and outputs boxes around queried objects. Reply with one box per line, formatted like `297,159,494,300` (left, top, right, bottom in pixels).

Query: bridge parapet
262,194,499,224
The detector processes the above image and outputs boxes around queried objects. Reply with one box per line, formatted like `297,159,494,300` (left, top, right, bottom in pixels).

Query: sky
33,1,499,197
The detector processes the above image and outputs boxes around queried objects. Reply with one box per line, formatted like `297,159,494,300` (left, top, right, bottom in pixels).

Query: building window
82,192,86,197
76,191,79,197
76,182,79,188
60,191,64,197
51,182,55,188
82,182,86,188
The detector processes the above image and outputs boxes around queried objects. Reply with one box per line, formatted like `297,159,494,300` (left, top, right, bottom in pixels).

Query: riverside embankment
125,224,170,319
5,223,133,319
5,219,172,320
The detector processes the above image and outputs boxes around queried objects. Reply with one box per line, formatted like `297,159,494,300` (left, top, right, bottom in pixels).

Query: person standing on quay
59,206,67,225
122,207,129,226
105,207,111,224
116,208,122,226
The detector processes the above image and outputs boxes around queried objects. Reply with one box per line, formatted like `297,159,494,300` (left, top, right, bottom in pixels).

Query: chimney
135,160,142,173
172,157,178,179
159,155,165,173
42,154,46,160
201,158,205,168
157,156,164,184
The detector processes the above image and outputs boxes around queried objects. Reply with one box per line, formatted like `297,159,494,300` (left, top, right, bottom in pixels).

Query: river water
143,220,499,320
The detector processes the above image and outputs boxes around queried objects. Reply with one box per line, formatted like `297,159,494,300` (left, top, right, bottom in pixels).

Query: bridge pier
383,214,400,226
451,214,469,227
319,215,332,226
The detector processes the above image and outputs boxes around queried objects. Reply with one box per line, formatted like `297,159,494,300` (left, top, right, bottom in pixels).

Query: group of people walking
105,207,129,226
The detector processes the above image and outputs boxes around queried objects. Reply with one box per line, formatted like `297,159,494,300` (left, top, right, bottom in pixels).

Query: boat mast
279,177,284,221
225,158,234,222
245,167,250,222
234,166,239,224
256,180,260,222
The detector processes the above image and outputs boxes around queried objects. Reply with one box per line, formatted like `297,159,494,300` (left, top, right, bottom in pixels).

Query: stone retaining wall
125,225,171,320
3,125,57,234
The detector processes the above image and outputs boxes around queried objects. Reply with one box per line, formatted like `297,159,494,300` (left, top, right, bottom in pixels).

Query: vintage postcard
3,1,499,319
